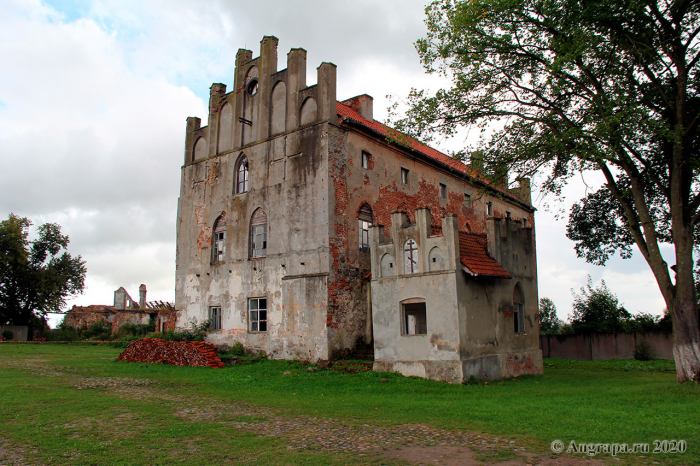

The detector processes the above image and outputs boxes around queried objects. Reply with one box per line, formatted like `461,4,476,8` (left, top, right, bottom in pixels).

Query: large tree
392,0,700,381
0,214,86,328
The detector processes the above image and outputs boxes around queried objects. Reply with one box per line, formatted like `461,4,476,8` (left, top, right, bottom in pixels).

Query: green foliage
231,341,245,356
145,320,212,342
537,297,562,334
0,214,86,329
2,330,13,340
570,276,631,334
116,321,155,339
634,339,656,361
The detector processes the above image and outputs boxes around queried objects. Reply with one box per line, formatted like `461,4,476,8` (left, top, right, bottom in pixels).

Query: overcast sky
0,0,673,327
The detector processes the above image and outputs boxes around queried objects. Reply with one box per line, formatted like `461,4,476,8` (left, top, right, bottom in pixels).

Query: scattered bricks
117,338,225,368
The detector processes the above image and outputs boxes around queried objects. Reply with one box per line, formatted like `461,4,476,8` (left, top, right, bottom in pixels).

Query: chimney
139,284,147,309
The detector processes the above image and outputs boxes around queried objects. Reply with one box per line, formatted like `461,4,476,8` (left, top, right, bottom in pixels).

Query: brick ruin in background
175,36,542,382
64,284,177,334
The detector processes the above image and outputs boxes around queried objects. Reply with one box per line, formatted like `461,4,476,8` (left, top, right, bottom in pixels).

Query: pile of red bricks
117,338,225,368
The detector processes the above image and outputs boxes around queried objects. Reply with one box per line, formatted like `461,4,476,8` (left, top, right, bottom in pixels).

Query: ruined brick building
65,284,176,334
175,36,542,381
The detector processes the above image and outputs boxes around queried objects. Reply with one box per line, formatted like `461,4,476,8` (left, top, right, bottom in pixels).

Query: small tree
538,297,562,334
570,276,631,334
0,214,86,329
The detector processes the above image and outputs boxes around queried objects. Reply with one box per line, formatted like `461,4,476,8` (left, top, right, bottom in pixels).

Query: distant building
174,36,542,381
64,284,176,334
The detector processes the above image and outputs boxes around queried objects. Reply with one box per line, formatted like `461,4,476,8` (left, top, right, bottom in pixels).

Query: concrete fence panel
540,332,673,360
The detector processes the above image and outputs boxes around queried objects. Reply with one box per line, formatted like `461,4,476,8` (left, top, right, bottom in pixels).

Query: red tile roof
336,102,482,178
458,232,511,278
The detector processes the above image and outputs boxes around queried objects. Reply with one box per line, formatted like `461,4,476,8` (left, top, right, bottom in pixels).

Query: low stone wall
117,338,225,368
540,332,673,360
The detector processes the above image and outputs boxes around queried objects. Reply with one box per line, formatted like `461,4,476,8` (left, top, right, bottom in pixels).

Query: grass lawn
0,343,697,465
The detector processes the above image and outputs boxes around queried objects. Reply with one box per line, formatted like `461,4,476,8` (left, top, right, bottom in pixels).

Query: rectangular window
402,302,427,335
251,225,267,258
213,231,225,262
439,183,447,198
362,151,371,169
401,168,409,184
210,306,222,330
513,303,524,334
359,220,371,252
249,298,268,332
486,201,493,216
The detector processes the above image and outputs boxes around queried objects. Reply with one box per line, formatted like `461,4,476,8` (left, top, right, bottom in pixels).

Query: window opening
250,209,268,258
401,168,409,184
362,151,371,169
236,156,249,194
212,216,226,263
249,297,267,332
439,183,447,198
210,306,222,330
513,285,525,334
402,302,427,335
246,78,259,97
404,239,419,274
358,204,373,252
486,201,493,216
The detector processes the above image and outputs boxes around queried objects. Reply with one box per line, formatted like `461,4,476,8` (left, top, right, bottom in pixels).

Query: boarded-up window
236,156,249,194
194,137,207,161
218,103,233,152
513,284,525,334
212,216,226,263
300,97,318,126
270,81,286,135
404,239,418,274
250,208,267,258
358,204,373,252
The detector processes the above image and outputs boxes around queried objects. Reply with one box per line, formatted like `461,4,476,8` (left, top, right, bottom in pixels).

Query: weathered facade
175,36,542,379
64,285,176,334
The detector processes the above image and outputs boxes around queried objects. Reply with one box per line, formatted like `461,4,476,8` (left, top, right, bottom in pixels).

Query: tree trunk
671,294,700,382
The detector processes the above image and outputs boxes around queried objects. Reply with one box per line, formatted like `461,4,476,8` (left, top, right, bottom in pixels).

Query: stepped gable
117,338,225,368
458,232,511,278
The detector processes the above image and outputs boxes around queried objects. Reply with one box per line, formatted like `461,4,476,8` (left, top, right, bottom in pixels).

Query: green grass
0,344,698,465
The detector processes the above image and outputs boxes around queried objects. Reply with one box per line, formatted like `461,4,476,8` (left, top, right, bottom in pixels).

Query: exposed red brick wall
117,338,224,368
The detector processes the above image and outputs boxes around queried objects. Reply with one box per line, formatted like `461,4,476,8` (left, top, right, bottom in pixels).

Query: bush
231,341,245,356
2,330,13,340
634,339,655,361
117,321,155,339
143,320,212,342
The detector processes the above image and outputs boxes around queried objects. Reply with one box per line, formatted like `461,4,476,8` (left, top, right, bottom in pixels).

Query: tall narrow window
513,285,525,334
401,168,409,184
250,208,267,258
210,306,222,330
486,201,493,216
212,215,226,263
236,156,249,194
404,239,419,274
249,297,267,332
439,183,447,198
362,151,371,169
358,203,373,252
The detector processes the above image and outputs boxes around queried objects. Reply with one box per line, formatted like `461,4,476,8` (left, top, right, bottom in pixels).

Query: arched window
212,215,226,263
513,284,525,334
250,208,267,258
404,239,419,274
358,203,373,252
235,156,249,194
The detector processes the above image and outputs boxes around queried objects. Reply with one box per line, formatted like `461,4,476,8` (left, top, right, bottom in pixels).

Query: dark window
250,208,267,258
249,297,267,332
402,302,427,335
358,204,373,252
401,168,409,184
236,156,249,194
212,216,226,263
486,201,493,216
404,239,419,274
246,78,259,97
210,306,222,330
439,183,447,198
362,151,371,169
513,285,525,334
